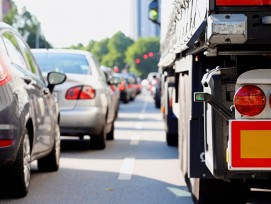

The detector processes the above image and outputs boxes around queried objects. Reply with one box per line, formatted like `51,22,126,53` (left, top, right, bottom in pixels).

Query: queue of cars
0,22,142,198
114,72,141,103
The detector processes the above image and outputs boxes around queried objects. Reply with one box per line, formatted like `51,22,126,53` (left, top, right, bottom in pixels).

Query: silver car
32,49,115,149
101,65,120,120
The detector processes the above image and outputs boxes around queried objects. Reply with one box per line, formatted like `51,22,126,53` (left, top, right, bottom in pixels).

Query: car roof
31,48,94,57
0,22,16,31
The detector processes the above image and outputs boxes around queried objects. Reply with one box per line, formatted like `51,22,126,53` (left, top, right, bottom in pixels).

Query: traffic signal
148,0,159,23
148,52,154,57
135,58,141,64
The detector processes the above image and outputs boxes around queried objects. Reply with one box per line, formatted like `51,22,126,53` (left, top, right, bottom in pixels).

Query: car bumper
60,107,106,136
0,125,20,167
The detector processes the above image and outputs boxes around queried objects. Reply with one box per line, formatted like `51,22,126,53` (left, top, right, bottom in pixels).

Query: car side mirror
47,71,66,92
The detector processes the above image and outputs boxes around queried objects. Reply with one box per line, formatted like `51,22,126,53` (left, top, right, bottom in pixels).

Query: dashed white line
118,157,135,180
130,134,140,145
135,122,143,129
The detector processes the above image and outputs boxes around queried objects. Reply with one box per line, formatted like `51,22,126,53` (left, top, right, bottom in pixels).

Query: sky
13,0,133,48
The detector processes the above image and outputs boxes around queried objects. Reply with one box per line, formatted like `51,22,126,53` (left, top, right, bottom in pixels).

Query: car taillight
169,97,173,108
0,139,13,147
234,85,266,116
110,85,116,92
0,64,11,86
216,0,271,6
65,86,95,100
119,82,126,91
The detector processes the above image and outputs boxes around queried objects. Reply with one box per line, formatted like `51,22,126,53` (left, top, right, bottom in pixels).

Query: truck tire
166,132,178,146
189,178,249,204
165,76,178,146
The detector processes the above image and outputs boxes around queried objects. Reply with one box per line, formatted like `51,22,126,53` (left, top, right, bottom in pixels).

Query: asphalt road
0,89,193,204
1,89,271,204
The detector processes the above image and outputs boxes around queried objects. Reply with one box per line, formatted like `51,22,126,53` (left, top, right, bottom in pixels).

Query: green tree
3,2,52,48
3,1,18,25
91,38,109,62
102,31,133,69
125,37,160,78
66,42,85,50
85,40,96,52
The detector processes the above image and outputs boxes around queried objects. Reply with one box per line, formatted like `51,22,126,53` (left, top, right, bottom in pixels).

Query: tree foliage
102,32,133,70
125,37,160,78
91,38,109,62
3,1,52,48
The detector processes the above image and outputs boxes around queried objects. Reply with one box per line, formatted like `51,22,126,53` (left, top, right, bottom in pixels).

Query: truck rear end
152,0,271,203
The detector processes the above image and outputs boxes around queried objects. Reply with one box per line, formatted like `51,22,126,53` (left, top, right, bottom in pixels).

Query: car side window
15,34,44,82
2,31,28,71
92,57,107,83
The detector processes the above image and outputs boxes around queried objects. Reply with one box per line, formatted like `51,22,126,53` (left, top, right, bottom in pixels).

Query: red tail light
110,85,116,91
65,86,95,100
0,139,13,147
234,85,266,116
216,0,271,6
169,97,173,108
0,64,11,86
119,81,126,91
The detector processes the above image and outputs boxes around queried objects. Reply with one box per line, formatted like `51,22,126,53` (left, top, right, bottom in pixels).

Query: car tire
90,126,106,150
0,128,31,198
123,94,129,103
38,123,61,172
106,123,115,140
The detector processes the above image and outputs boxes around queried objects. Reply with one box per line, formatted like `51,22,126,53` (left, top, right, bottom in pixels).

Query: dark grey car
0,23,66,198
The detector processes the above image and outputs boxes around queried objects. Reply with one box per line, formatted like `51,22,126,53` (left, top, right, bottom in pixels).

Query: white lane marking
139,114,145,119
118,157,135,180
141,97,148,113
130,134,140,145
135,122,143,129
138,94,148,120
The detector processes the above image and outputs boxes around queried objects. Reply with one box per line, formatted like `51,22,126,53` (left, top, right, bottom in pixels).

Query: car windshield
33,53,90,75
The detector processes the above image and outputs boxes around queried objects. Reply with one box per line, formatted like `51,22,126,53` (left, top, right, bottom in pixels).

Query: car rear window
33,53,90,75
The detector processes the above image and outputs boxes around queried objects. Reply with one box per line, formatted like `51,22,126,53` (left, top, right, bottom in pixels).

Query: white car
32,49,115,149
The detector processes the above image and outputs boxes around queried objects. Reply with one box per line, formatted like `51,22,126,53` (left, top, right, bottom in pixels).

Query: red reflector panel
229,120,271,170
217,0,271,6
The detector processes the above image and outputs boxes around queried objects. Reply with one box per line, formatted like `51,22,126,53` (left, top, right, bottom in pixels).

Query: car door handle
43,88,50,95
23,76,32,84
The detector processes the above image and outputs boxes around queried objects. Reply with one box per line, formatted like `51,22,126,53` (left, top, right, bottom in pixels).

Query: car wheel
1,129,31,198
123,94,129,103
90,126,106,150
106,123,115,140
38,123,60,172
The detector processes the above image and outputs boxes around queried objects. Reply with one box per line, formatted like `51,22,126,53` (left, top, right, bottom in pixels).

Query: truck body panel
152,0,271,202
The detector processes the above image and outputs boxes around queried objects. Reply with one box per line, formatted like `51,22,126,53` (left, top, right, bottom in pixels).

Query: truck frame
149,0,271,203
